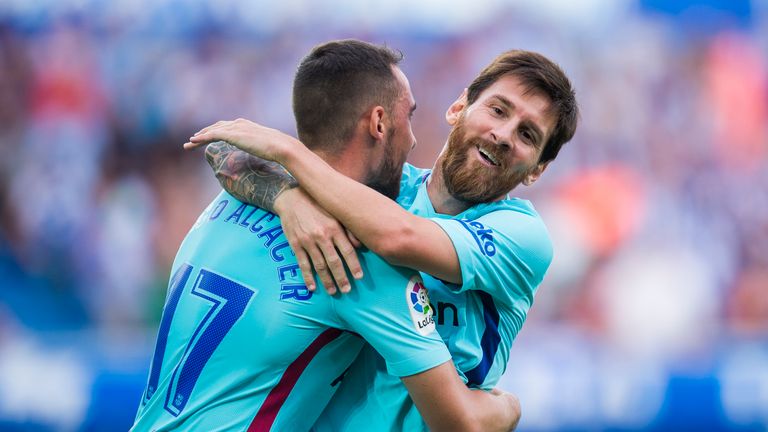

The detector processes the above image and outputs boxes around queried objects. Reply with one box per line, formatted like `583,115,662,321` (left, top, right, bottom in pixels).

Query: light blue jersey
314,163,553,431
133,190,450,432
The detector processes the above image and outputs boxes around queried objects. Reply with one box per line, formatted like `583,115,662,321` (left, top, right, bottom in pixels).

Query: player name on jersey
197,198,312,301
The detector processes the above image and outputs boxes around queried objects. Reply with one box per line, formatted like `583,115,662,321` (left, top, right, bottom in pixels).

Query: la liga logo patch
410,283,431,314
406,276,436,335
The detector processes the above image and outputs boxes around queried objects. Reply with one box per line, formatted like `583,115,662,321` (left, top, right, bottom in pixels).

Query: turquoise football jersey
313,163,553,431
132,190,450,432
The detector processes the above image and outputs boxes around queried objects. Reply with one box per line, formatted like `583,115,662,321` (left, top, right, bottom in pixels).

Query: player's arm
326,254,518,431
188,120,463,284
204,140,363,294
204,140,299,213
403,362,521,431
277,143,462,283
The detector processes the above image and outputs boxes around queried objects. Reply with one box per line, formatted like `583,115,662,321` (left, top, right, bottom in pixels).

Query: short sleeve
429,208,553,308
334,251,451,377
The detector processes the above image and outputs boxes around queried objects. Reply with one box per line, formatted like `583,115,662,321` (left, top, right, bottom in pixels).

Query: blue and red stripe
248,328,344,431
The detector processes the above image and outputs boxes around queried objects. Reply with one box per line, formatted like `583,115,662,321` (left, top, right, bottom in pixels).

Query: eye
491,106,504,116
520,129,535,144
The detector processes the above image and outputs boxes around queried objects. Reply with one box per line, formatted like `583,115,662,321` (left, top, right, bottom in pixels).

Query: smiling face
440,73,556,205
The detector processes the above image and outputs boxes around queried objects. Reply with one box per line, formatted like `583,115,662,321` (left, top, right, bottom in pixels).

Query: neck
315,144,368,183
426,156,472,216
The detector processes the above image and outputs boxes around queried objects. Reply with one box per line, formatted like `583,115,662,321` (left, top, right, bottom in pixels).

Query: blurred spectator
0,1,766,430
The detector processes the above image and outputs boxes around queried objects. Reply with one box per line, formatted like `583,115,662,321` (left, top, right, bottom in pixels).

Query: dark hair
466,50,579,164
292,40,403,151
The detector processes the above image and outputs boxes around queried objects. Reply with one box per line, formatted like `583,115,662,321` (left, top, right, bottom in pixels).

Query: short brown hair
466,50,578,164
292,40,403,151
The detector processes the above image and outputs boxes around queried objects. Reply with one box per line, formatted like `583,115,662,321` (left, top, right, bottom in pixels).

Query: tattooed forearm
205,141,298,212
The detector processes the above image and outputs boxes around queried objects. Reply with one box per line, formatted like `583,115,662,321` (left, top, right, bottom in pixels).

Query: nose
489,131,511,151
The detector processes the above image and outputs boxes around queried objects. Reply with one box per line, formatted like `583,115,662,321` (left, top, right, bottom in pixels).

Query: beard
366,131,405,200
440,118,532,205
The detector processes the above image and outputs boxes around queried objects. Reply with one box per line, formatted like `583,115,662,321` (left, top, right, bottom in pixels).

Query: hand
490,388,521,431
274,188,363,295
184,118,299,164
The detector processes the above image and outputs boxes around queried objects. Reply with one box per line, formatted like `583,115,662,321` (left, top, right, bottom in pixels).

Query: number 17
142,264,254,416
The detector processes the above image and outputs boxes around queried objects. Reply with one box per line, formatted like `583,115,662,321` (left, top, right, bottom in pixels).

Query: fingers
317,240,350,294
194,120,227,137
202,120,227,133
183,140,207,150
306,244,338,295
335,235,363,281
284,232,323,294
293,247,317,293
185,130,224,149
345,228,362,249
185,121,232,149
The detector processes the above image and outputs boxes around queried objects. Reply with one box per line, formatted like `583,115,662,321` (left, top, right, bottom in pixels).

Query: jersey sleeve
429,208,553,308
334,252,451,377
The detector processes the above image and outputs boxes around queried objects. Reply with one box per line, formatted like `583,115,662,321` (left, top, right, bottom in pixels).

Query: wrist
273,134,303,167
272,185,302,215
280,137,317,177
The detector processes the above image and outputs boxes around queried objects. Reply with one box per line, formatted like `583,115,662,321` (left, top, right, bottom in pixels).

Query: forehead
476,74,556,136
391,65,415,105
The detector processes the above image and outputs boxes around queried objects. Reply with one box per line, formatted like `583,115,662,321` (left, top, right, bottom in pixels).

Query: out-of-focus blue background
0,0,766,430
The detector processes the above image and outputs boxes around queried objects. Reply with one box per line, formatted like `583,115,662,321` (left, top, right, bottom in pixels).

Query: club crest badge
406,275,436,335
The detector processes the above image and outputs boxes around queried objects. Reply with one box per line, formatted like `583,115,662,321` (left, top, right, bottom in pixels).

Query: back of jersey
132,191,363,431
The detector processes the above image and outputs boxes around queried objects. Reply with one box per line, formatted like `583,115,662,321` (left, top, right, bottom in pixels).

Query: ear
523,161,550,186
368,106,386,141
445,88,468,126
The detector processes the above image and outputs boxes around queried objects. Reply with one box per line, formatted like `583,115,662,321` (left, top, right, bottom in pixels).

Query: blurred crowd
0,0,766,430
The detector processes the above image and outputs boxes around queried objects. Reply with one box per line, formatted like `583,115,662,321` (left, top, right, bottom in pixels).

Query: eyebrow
491,94,545,144
492,94,513,110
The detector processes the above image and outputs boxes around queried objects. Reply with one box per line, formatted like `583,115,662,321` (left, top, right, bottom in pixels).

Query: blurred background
0,0,766,430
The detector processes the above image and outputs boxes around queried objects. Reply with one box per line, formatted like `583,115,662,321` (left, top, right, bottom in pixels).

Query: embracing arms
192,125,521,430
205,140,363,294
204,140,298,213
189,120,462,285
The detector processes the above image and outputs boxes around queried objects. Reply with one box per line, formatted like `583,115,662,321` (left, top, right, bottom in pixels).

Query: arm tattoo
205,141,298,212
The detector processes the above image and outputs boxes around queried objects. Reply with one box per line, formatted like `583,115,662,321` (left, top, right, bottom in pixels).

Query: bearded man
188,48,578,431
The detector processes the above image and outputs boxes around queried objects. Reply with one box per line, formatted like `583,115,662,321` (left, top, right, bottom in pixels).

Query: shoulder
397,163,431,205
401,162,431,183
481,199,553,270
467,198,549,238
456,199,553,269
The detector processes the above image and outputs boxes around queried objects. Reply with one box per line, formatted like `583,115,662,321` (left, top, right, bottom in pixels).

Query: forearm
203,139,363,295
403,362,520,431
279,144,418,258
205,141,298,213
189,120,460,282
278,143,461,283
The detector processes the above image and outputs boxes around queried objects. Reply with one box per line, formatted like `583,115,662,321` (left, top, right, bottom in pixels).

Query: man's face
441,74,556,204
367,66,417,200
